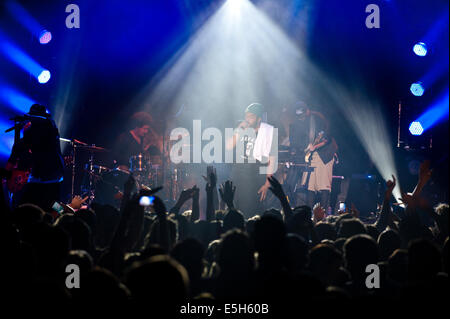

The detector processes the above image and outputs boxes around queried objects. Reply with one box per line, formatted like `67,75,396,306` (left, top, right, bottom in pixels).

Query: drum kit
62,137,191,208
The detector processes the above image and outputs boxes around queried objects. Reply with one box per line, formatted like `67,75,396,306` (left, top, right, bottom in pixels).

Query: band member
4,137,32,208
113,111,162,169
18,104,65,211
289,102,337,209
226,103,277,218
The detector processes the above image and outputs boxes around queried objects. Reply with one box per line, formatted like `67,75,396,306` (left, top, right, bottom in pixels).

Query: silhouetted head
125,255,189,304
171,238,205,281
337,218,367,239
343,234,379,281
377,229,401,261
218,229,254,275
309,243,343,285
315,222,337,241
388,249,408,284
254,215,286,265
223,209,245,232
284,233,309,272
408,238,442,282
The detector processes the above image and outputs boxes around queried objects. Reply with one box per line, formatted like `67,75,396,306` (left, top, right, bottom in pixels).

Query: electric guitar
304,131,325,163
7,169,30,193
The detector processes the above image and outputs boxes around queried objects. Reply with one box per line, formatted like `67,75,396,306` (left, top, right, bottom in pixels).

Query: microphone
4,123,25,133
237,120,249,129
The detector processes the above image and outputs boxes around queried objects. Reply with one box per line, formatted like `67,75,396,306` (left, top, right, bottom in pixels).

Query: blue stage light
39,30,52,44
413,42,427,57
6,1,51,44
0,39,51,84
409,121,424,136
415,92,449,132
38,70,51,84
410,82,425,96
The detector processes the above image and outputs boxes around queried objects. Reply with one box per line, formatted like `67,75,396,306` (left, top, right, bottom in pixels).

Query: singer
225,103,277,218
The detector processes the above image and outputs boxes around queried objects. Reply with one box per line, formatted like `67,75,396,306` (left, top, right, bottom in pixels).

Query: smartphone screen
52,201,64,214
339,202,346,211
139,196,155,207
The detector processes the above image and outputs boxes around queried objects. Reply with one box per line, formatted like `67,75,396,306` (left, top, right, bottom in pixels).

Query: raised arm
267,175,293,220
219,180,236,210
204,166,217,222
169,188,195,215
191,185,200,221
374,175,396,232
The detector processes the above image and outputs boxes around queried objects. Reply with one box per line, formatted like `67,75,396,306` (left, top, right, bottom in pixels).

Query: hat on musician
245,103,264,118
293,101,310,118
27,104,51,118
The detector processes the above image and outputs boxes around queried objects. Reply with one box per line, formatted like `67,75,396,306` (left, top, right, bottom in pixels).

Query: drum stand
86,152,95,205
71,140,77,200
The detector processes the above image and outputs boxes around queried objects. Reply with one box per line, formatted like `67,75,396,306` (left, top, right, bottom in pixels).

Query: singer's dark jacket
22,116,64,182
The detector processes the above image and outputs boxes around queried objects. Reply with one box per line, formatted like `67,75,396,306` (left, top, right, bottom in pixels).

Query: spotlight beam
6,0,51,44
0,37,50,83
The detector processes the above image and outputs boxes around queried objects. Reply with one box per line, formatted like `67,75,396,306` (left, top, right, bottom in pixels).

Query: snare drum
129,153,147,172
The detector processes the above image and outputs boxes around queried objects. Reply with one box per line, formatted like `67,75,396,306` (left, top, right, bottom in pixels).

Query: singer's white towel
253,122,274,162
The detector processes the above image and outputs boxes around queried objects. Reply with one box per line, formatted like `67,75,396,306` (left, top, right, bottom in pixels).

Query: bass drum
93,168,135,208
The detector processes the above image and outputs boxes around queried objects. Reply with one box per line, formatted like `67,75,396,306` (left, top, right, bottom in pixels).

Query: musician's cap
294,101,308,116
27,104,51,118
245,103,264,118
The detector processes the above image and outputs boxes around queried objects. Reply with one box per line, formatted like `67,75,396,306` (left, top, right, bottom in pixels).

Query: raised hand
383,174,396,201
257,184,269,202
399,191,416,208
203,166,217,191
267,175,285,199
178,188,195,205
152,195,167,218
313,203,325,223
192,184,200,200
419,160,433,184
386,175,396,192
219,180,236,209
69,195,89,210
350,202,360,219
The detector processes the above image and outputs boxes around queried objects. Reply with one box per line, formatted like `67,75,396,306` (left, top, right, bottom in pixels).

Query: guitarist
300,128,337,210
288,102,337,209
4,136,32,207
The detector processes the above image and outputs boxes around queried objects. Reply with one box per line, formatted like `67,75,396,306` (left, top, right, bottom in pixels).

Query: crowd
0,160,448,314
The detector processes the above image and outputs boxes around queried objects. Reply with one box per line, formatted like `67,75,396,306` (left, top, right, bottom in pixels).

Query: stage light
414,91,449,132
410,82,425,96
409,121,424,136
38,70,51,84
6,1,52,44
0,38,51,84
39,30,52,44
413,42,427,56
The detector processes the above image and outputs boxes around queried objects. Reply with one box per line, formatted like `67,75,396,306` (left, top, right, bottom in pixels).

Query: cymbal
77,144,109,152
